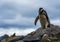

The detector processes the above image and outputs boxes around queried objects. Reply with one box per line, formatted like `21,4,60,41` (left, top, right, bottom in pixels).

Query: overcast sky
0,0,60,36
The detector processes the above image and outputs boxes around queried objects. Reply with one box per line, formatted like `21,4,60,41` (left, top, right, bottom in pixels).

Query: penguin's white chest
39,14,48,25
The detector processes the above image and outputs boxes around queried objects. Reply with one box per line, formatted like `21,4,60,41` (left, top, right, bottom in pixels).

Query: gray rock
9,36,25,42
0,34,9,42
23,24,60,42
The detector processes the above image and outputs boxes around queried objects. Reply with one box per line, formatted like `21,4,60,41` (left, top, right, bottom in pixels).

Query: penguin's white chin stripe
40,9,44,11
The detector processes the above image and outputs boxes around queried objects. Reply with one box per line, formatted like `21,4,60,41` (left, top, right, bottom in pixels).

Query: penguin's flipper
34,15,39,26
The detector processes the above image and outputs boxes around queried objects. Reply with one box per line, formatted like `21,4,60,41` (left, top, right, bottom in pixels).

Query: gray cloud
0,0,60,28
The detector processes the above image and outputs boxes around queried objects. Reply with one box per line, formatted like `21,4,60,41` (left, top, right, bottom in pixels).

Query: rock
1,33,25,42
23,29,42,42
9,36,25,42
15,40,24,42
23,24,60,42
0,34,9,42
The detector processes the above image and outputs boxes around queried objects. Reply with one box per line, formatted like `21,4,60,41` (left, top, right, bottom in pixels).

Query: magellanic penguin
34,8,50,29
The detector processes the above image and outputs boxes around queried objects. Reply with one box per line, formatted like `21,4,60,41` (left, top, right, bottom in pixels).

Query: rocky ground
0,24,60,42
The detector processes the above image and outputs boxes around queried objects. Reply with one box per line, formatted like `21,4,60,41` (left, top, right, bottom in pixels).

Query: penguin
34,8,50,29
11,33,16,37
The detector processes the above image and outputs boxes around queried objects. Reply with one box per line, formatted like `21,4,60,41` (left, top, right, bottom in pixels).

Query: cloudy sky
0,0,60,36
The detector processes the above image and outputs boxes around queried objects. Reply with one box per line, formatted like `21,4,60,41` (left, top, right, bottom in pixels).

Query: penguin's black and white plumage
34,8,50,29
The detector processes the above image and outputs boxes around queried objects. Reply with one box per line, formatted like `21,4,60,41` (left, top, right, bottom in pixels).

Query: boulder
0,34,9,42
23,24,60,42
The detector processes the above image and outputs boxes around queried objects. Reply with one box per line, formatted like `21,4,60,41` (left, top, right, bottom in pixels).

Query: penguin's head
39,7,44,15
